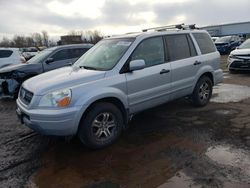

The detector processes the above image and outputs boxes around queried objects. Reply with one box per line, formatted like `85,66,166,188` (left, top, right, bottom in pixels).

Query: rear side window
51,49,69,61
0,50,13,58
69,48,88,59
131,37,165,67
193,33,216,54
165,34,197,61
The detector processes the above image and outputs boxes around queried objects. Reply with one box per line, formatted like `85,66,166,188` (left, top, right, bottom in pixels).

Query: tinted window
69,48,88,59
0,50,13,58
51,49,69,61
165,34,195,61
131,37,165,67
193,33,217,54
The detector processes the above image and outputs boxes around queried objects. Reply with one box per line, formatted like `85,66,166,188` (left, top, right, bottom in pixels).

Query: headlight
39,89,72,107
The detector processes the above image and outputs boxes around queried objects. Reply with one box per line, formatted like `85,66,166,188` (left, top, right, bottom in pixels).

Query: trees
0,29,103,47
0,31,50,48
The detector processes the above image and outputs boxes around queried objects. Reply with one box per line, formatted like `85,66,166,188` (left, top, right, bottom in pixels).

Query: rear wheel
78,102,123,149
192,76,213,107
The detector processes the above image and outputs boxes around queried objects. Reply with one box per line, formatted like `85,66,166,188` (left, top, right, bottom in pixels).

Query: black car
215,36,241,54
0,44,93,98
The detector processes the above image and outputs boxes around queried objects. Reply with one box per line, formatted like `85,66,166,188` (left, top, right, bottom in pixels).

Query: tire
229,69,237,74
78,102,123,149
192,76,213,107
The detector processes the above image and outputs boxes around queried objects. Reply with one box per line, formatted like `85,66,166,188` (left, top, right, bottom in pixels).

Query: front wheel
192,76,213,107
78,102,123,149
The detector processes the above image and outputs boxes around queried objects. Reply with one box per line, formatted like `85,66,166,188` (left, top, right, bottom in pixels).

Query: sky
0,0,249,39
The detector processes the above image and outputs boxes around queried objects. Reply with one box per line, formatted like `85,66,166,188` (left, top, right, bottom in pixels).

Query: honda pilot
16,25,223,149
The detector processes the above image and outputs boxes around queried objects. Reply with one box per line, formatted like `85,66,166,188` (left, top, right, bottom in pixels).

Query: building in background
57,35,82,45
200,21,250,39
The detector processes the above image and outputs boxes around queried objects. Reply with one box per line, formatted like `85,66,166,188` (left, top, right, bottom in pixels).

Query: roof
108,29,207,40
46,43,94,51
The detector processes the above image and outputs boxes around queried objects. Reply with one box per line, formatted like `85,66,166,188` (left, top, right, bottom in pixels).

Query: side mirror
129,60,146,72
45,58,54,64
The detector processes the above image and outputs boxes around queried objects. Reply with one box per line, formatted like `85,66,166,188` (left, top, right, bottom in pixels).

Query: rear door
68,48,88,64
43,49,71,71
164,34,199,100
125,36,172,113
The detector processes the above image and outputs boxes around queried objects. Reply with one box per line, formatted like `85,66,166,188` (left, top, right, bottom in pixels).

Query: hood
230,48,250,56
0,63,29,73
23,66,106,95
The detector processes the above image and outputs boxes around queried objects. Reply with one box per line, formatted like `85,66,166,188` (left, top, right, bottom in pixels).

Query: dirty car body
0,44,93,98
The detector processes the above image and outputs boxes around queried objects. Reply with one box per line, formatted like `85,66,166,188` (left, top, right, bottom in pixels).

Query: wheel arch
76,96,129,133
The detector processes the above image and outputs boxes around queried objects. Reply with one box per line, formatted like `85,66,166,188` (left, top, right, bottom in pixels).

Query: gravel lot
1,55,250,188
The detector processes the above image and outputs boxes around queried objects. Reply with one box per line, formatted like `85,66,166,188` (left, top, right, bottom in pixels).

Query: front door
125,36,172,113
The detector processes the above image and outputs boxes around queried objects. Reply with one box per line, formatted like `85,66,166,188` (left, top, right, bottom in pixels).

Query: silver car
16,27,223,149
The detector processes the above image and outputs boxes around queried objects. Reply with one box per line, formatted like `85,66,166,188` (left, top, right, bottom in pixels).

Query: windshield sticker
116,41,132,46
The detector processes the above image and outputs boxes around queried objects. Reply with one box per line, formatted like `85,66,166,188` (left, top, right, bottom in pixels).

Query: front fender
73,87,128,130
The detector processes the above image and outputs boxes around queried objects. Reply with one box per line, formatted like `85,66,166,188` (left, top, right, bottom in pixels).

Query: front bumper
16,99,82,136
228,58,250,71
0,79,19,98
216,46,230,54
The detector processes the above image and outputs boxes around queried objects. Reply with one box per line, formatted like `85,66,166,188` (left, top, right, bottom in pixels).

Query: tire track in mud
0,100,49,188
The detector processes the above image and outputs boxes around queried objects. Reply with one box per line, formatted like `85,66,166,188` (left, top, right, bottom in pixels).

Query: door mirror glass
45,58,54,64
129,60,146,71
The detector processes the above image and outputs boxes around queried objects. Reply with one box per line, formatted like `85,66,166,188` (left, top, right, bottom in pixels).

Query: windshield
27,49,52,64
215,36,232,43
73,38,134,71
238,39,250,49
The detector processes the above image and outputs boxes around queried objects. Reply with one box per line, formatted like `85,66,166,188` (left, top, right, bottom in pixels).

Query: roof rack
142,24,198,32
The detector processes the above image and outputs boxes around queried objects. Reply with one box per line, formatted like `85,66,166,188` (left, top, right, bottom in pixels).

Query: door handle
160,69,170,74
193,61,201,66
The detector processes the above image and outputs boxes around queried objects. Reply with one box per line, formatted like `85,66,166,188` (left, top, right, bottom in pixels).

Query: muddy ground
1,55,250,188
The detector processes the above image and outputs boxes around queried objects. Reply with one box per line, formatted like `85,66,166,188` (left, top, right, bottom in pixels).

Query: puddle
157,171,200,188
214,109,238,115
206,145,250,176
211,84,250,103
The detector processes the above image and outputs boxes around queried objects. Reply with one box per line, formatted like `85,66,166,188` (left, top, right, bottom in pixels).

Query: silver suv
16,25,223,149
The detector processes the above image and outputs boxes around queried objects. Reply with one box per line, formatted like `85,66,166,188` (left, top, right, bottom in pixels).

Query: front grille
19,87,33,105
230,61,250,69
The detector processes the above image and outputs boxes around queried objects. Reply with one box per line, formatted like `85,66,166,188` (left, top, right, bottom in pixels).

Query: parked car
0,48,26,68
16,27,223,149
228,39,250,72
21,47,40,60
215,35,241,54
0,44,93,98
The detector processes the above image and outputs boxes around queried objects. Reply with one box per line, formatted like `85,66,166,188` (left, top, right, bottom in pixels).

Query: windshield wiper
79,66,97,70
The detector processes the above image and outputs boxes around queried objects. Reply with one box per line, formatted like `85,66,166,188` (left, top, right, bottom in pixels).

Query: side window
131,37,165,67
0,50,13,58
51,49,69,61
69,48,88,59
165,34,194,61
193,33,216,54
